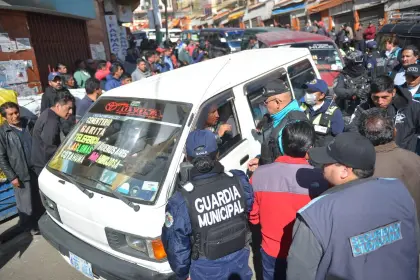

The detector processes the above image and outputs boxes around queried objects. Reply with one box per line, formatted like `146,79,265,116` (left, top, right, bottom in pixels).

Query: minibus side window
244,69,290,127
195,90,242,157
287,59,317,101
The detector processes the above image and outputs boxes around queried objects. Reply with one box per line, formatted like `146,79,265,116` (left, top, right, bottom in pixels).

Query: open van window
290,42,343,71
47,98,192,204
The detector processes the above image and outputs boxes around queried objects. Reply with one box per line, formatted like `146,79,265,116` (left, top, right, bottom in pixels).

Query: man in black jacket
0,102,39,234
348,75,420,153
32,91,74,176
41,73,76,136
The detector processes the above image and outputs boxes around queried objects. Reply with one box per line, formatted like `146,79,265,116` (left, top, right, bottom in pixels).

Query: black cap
309,132,376,169
406,64,420,77
262,80,290,98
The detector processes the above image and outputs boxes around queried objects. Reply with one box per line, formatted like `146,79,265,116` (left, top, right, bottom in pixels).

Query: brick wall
0,10,42,93
86,0,111,60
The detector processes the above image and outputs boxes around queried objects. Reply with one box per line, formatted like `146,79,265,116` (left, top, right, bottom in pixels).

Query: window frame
242,67,289,126
286,58,318,101
193,89,244,159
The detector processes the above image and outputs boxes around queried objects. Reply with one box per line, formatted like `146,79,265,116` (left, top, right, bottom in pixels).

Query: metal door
27,13,90,90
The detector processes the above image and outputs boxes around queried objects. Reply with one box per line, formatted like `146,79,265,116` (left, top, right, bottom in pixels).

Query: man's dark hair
61,73,73,84
384,36,399,47
110,63,122,75
136,58,145,64
370,75,394,94
249,35,257,41
402,45,419,57
353,168,374,178
54,89,75,106
145,51,155,61
282,121,315,158
0,102,19,118
56,63,66,70
359,107,394,146
85,78,101,95
97,60,107,70
121,73,131,80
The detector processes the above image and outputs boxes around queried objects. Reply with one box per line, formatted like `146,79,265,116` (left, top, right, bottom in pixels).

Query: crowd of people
1,23,420,279
161,73,420,280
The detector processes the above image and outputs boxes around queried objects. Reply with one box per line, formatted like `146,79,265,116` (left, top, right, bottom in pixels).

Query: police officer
301,79,344,147
401,64,420,101
248,80,307,171
364,41,380,80
287,132,420,280
162,130,254,280
334,50,370,123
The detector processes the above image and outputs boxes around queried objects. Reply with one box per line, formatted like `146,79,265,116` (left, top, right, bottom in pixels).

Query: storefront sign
105,15,120,57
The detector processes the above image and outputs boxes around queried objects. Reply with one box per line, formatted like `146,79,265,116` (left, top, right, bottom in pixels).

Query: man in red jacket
363,21,376,43
249,121,329,280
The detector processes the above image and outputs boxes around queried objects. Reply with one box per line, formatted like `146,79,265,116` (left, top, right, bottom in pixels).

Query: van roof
103,48,310,106
378,23,420,36
201,28,244,32
257,30,334,46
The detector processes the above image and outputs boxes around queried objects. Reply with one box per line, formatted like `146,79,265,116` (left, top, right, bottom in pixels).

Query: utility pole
164,0,169,44
151,0,163,44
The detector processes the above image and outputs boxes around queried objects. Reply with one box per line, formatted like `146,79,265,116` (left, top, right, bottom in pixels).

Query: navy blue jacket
104,74,121,91
76,95,94,120
162,167,254,280
288,178,419,280
303,99,344,136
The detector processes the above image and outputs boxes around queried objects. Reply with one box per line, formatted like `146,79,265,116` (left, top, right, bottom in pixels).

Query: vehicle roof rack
389,12,420,23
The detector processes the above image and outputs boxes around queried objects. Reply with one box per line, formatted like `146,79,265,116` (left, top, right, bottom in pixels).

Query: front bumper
38,214,175,280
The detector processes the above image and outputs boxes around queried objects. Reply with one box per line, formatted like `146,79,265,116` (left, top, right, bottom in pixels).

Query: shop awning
228,11,245,21
272,3,305,16
308,0,352,14
274,0,304,8
243,0,275,21
213,10,230,21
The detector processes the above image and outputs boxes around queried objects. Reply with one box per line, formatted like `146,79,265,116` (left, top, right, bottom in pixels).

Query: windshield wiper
87,178,140,212
59,173,94,198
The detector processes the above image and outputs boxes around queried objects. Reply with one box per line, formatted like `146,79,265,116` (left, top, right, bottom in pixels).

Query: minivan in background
199,28,244,54
240,27,285,50
256,30,344,88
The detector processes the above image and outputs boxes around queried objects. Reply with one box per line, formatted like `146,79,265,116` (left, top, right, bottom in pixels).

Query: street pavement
0,216,259,280
0,217,85,280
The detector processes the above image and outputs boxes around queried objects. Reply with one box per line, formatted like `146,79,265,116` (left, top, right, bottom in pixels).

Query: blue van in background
199,28,244,56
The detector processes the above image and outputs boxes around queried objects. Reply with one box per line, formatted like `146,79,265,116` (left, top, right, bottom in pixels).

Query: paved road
0,217,85,280
0,217,260,280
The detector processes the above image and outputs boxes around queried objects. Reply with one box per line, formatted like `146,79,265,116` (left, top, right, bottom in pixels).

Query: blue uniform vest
299,178,418,280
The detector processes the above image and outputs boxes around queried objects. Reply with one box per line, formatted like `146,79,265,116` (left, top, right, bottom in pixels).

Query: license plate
69,252,93,279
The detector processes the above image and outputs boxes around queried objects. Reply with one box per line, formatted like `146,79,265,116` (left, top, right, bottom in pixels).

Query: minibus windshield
48,97,192,204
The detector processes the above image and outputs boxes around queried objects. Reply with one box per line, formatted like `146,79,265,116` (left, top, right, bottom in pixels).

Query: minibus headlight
126,235,167,260
39,191,61,222
105,227,167,261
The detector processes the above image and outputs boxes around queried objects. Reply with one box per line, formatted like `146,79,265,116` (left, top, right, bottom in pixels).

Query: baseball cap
303,79,328,94
48,72,61,81
186,130,218,158
309,132,376,169
366,41,377,49
406,64,420,77
262,80,290,98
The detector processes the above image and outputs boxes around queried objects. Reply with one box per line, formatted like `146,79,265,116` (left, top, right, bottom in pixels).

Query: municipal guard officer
300,79,344,147
162,130,254,280
364,41,380,80
287,132,420,280
248,80,307,171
